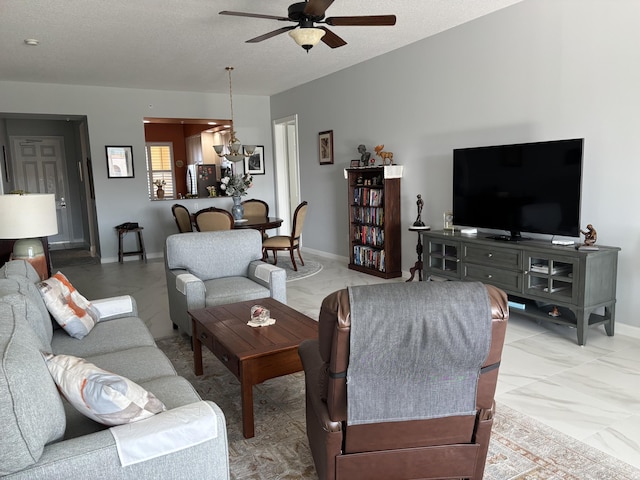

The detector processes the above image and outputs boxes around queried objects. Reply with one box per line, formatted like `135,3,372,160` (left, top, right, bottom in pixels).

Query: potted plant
219,173,253,220
153,179,166,199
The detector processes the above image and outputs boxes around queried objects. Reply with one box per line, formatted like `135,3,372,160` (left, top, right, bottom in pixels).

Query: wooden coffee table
189,297,318,438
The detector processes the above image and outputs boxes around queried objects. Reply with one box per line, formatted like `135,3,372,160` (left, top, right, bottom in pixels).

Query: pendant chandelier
213,67,256,163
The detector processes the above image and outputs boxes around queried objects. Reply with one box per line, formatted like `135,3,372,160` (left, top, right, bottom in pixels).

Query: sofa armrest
109,401,219,466
248,261,287,304
175,273,206,308
8,401,229,480
92,295,138,321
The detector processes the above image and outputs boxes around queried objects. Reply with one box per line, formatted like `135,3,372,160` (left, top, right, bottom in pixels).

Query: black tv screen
453,138,583,239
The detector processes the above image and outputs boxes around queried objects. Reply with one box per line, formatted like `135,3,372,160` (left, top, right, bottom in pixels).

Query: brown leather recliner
298,283,509,480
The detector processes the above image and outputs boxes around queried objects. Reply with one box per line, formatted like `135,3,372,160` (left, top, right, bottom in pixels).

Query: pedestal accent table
406,225,430,282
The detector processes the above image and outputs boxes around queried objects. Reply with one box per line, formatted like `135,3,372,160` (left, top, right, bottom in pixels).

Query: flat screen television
453,138,583,240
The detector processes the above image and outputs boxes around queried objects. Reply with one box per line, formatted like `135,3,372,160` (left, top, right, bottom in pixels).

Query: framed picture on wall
244,145,265,175
106,146,134,178
318,130,334,165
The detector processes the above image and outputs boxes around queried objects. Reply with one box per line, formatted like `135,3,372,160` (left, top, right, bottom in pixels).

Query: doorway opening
272,115,301,234
0,113,99,267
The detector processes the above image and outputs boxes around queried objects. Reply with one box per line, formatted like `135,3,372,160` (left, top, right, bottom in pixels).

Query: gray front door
10,136,71,245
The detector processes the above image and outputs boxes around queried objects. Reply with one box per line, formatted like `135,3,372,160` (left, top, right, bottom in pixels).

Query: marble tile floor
61,252,640,471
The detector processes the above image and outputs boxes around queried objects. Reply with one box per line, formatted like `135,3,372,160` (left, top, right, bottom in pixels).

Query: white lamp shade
0,194,58,239
289,28,326,49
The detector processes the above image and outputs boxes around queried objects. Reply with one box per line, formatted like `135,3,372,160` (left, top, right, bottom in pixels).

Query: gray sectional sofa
0,260,229,479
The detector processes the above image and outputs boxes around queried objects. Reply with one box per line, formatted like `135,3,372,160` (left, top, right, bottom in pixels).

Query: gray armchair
165,230,287,337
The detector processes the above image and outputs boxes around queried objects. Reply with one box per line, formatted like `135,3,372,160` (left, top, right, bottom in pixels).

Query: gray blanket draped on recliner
347,281,492,426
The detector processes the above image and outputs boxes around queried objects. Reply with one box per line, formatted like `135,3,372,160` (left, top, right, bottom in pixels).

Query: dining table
233,216,283,238
189,212,283,236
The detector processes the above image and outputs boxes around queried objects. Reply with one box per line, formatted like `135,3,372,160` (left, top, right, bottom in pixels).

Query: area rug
263,256,322,282
157,335,640,480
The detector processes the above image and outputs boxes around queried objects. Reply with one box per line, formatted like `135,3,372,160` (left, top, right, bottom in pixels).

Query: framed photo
106,146,134,178
243,145,265,175
350,159,360,168
318,130,334,165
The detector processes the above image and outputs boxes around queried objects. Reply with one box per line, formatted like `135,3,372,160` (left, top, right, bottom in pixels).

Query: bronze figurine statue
580,224,597,246
357,144,371,166
413,194,425,227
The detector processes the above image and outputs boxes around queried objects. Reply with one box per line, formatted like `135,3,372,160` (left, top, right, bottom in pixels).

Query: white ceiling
1,0,523,96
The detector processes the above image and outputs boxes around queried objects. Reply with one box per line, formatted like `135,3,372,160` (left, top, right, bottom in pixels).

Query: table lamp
0,193,58,280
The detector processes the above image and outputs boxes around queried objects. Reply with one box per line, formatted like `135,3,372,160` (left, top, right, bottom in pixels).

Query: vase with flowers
153,179,166,199
220,173,253,220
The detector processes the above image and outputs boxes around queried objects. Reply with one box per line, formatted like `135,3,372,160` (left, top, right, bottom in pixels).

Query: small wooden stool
116,227,147,263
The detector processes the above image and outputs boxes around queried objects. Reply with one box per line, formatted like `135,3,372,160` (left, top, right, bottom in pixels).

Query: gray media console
421,230,620,345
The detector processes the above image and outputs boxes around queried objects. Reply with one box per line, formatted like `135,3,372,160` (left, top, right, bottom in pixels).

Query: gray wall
0,84,274,262
270,0,640,328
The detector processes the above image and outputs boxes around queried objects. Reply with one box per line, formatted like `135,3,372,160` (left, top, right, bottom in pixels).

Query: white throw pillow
38,272,99,339
44,353,166,426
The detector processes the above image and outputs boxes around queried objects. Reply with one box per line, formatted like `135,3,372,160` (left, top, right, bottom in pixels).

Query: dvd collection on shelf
353,225,384,247
352,245,386,271
353,187,384,207
352,206,384,225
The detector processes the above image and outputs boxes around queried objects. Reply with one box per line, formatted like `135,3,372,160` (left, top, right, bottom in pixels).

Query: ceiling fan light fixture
289,27,325,51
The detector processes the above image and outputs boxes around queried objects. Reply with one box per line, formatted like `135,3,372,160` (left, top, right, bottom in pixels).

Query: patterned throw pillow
43,353,166,426
37,272,99,339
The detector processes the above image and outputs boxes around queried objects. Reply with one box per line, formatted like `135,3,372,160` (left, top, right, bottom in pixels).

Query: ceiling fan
219,0,396,52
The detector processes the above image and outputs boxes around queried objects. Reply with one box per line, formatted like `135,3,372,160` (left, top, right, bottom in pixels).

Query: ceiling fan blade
304,0,335,18
246,26,296,43
320,27,347,49
325,15,397,27
219,10,290,22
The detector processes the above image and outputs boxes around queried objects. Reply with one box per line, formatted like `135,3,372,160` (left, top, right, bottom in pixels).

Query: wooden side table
116,226,147,263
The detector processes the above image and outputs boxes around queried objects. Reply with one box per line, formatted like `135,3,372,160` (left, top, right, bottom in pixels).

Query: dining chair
262,201,308,271
171,203,193,233
241,198,269,218
194,207,234,231
242,199,270,240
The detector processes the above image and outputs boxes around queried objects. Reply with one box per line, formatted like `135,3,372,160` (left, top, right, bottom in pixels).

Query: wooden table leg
193,319,203,376
240,363,255,438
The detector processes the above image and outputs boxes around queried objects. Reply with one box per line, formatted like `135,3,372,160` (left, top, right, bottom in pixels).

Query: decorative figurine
413,194,425,227
374,145,394,165
357,144,371,167
580,224,597,246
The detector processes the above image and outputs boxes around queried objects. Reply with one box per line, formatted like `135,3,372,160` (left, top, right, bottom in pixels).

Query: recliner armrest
299,339,343,434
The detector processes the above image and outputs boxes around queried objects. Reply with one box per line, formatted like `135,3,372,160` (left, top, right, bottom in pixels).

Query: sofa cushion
85,346,178,384
38,272,99,339
0,303,66,476
0,258,42,283
62,375,203,440
51,315,155,357
203,276,271,306
0,292,50,352
44,353,167,426
0,273,53,345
